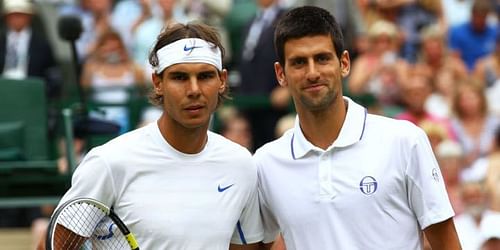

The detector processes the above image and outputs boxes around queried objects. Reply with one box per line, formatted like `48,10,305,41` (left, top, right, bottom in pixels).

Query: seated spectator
479,211,500,250
132,0,189,77
455,181,489,250
348,20,408,108
234,0,289,150
420,120,449,152
81,30,146,134
435,139,465,214
396,67,456,140
485,126,500,212
448,0,497,71
424,68,460,119
59,0,114,61
416,23,468,82
1,0,61,99
220,113,253,152
450,79,499,169
474,32,500,116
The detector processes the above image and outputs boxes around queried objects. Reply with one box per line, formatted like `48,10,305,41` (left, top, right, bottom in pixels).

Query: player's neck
157,116,209,154
297,98,347,150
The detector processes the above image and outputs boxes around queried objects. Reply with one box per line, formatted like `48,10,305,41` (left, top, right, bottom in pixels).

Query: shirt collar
291,97,367,160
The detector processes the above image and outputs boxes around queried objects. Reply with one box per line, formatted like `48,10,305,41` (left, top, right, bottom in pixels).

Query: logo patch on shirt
95,222,115,240
432,168,440,182
359,176,378,195
218,184,234,192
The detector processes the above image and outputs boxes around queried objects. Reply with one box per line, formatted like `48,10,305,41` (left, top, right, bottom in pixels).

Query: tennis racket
46,197,139,250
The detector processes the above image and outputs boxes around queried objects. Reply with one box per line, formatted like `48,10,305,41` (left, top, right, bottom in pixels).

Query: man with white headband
48,22,264,249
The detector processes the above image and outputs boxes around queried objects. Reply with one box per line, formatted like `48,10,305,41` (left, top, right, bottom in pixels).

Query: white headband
154,38,222,74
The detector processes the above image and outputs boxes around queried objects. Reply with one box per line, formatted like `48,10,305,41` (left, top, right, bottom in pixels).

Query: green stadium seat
0,77,70,207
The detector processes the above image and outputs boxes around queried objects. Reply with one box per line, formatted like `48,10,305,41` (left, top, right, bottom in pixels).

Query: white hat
480,211,500,244
3,0,33,15
436,140,463,158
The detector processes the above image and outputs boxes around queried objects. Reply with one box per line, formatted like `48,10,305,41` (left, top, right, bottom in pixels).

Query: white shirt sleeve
231,173,264,245
58,148,117,210
405,128,455,229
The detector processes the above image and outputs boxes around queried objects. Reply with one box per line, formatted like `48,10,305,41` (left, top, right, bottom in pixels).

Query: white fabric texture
255,97,455,250
155,38,222,74
58,122,263,249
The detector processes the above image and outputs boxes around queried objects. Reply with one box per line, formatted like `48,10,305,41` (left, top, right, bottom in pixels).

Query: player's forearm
423,218,462,250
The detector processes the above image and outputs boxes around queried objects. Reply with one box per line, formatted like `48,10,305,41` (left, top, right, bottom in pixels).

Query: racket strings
52,202,130,249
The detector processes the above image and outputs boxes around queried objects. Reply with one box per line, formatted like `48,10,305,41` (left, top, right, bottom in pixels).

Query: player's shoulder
92,123,152,154
254,129,293,160
366,113,427,140
207,131,253,158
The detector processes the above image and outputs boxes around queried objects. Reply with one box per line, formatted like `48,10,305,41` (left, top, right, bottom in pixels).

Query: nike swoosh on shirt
218,184,234,192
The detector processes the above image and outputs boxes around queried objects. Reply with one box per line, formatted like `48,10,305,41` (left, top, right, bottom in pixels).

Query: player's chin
181,116,211,129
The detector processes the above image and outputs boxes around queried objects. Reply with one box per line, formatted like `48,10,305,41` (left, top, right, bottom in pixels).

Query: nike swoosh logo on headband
183,44,203,52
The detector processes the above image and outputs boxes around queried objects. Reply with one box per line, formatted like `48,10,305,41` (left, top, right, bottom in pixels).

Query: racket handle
125,233,139,250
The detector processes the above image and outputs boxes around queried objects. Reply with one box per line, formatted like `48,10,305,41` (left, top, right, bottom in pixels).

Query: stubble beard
299,86,337,112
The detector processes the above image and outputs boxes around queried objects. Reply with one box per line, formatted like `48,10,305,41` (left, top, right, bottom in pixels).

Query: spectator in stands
180,0,233,61
420,120,449,152
80,30,146,134
0,0,63,232
132,0,189,78
59,0,114,61
235,0,289,150
450,80,500,170
357,0,444,63
479,212,500,250
220,112,253,151
416,23,468,82
474,32,500,116
0,0,61,99
448,0,498,71
424,68,460,119
348,20,408,109
396,66,456,139
484,126,500,212
435,139,465,215
454,181,489,250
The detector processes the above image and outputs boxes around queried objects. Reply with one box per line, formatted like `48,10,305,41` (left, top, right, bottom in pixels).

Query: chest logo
359,176,378,195
218,184,234,192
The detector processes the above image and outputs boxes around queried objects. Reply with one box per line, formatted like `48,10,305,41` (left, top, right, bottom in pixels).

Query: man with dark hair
256,6,461,249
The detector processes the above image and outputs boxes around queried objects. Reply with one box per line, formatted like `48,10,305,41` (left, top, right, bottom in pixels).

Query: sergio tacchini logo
359,176,378,195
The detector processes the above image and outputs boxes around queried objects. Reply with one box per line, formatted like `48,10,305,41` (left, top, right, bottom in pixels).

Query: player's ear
275,62,287,87
219,69,228,94
340,50,350,77
152,73,162,94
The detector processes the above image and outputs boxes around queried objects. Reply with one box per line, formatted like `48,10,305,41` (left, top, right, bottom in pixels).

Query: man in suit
0,0,61,99
0,0,61,229
235,0,289,150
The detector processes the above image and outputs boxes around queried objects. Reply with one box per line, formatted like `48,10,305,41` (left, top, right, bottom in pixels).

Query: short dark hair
148,22,229,106
274,6,345,66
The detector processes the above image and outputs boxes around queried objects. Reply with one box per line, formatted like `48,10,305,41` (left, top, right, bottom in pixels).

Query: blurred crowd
1,0,500,249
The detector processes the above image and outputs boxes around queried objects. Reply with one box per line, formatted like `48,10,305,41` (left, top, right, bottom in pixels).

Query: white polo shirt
255,97,454,250
58,122,263,249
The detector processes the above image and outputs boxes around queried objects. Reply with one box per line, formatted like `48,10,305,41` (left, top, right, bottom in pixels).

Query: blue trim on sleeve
236,220,247,244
